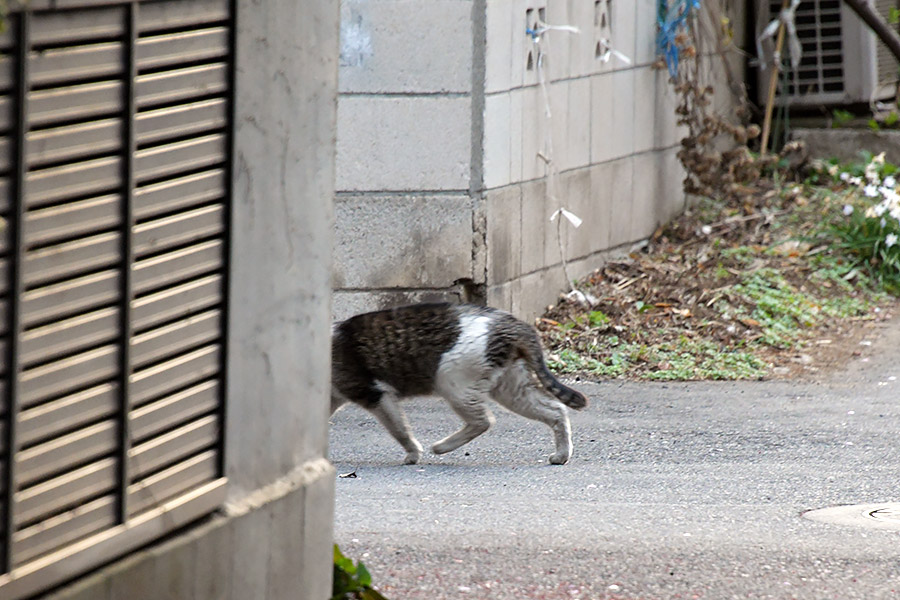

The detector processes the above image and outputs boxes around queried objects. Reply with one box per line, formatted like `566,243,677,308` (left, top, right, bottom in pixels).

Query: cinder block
509,88,525,182
634,0,658,66
545,0,570,81
511,0,528,89
520,85,547,181
609,68,636,158
591,0,615,76
548,80,569,171
333,289,465,321
605,155,635,247
486,0,514,93
516,267,568,322
560,168,592,261
633,64,658,154
487,281,513,312
334,195,474,289
484,92,512,189
339,0,472,94
659,146,686,224
591,70,636,163
522,0,545,87
486,186,523,284
609,0,636,72
589,72,615,163
566,0,594,78
336,96,471,192
587,162,613,254
654,67,684,150
520,178,548,274
565,77,591,170
632,150,661,240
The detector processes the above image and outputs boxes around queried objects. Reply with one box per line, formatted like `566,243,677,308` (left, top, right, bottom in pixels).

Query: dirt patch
537,195,898,381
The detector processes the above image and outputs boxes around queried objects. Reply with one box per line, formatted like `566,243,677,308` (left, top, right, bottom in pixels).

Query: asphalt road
329,318,900,599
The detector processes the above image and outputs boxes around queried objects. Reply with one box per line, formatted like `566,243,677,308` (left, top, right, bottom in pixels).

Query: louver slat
133,169,225,222
16,458,117,525
29,43,124,87
129,345,220,407
12,496,117,566
21,270,120,327
135,28,228,72
29,81,123,128
131,274,222,332
17,383,118,446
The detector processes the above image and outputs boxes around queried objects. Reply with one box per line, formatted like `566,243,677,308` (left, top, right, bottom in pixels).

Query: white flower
891,206,900,221
874,203,888,217
840,172,851,182
828,164,840,176
885,233,898,248
843,204,854,216
865,164,879,183
884,175,896,188
849,176,863,186
864,184,880,198
874,152,886,164
881,217,888,228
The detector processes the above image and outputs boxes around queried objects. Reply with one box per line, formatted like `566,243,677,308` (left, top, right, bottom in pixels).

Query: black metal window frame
0,0,234,596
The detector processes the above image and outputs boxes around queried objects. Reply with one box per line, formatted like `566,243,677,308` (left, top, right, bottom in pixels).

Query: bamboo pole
760,0,790,155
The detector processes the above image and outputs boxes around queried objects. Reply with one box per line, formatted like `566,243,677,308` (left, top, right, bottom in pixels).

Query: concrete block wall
335,0,743,321
483,0,687,319
334,0,480,319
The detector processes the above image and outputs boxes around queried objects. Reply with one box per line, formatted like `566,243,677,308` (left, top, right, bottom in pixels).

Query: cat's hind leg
490,360,573,465
431,390,496,456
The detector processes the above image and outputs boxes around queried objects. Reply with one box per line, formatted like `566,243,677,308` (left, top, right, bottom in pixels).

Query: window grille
0,1,232,597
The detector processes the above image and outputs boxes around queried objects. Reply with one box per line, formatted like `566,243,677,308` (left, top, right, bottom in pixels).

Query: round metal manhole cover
803,503,900,530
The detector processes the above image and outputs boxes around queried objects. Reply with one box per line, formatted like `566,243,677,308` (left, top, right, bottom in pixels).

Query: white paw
548,451,570,465
404,440,424,464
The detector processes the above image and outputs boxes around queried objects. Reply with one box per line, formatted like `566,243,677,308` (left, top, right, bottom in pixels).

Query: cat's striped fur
331,303,587,465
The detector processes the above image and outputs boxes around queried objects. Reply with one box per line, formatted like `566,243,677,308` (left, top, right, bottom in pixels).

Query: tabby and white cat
331,303,588,465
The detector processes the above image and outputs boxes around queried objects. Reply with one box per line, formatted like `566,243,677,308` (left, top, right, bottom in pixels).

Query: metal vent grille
0,0,232,596
769,0,844,97
761,0,900,105
874,0,900,89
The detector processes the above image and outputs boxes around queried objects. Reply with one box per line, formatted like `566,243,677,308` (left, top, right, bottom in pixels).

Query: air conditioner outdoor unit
756,0,899,107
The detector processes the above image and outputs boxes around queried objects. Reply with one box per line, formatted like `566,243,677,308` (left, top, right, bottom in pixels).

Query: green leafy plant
832,109,855,128
332,545,389,600
823,154,900,294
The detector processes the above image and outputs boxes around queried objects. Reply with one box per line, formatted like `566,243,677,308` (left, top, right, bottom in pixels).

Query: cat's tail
519,330,588,410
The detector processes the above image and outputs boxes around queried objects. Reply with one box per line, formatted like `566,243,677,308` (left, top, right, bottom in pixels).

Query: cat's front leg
368,393,423,465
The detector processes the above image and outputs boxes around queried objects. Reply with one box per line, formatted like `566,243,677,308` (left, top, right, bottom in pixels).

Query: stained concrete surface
330,317,900,599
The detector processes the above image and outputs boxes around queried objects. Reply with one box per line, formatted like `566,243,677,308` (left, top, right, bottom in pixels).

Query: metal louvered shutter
0,1,232,597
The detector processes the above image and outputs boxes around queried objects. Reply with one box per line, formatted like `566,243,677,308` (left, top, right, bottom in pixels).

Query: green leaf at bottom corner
361,588,390,600
356,561,373,587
